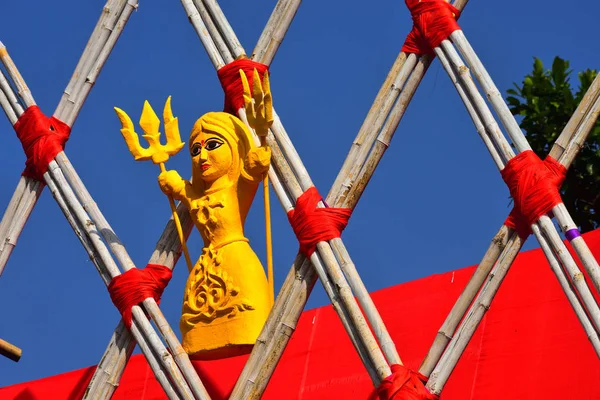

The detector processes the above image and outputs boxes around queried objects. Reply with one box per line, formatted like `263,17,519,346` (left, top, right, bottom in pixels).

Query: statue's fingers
263,72,273,124
252,68,264,107
240,69,255,122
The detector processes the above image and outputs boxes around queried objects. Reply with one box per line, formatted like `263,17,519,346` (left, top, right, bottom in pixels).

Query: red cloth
378,364,438,400
287,187,352,257
2,228,600,399
217,59,269,114
107,264,172,328
401,0,461,55
501,151,567,240
13,106,71,181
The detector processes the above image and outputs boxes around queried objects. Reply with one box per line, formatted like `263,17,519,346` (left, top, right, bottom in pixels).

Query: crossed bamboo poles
183,0,408,383
0,1,214,399
1,1,598,399
417,29,600,394
421,65,600,383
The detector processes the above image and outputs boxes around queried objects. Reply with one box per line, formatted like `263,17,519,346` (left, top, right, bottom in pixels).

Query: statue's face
190,131,233,182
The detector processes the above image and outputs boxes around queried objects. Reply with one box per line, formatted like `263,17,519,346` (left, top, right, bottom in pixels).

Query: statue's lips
201,163,210,171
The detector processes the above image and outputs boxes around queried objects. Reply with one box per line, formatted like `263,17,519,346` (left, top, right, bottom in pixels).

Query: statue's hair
189,112,256,188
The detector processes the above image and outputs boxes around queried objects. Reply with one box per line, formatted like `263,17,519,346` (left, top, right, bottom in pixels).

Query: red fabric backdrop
2,229,600,399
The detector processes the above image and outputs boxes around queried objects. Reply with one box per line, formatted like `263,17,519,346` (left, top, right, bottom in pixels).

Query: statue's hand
158,170,185,196
240,68,273,138
246,146,271,177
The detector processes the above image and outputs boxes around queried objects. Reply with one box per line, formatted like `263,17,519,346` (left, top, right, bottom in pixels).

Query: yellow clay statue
158,70,274,359
115,69,273,359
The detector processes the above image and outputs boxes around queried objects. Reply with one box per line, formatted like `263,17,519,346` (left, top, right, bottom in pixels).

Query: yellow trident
114,97,193,272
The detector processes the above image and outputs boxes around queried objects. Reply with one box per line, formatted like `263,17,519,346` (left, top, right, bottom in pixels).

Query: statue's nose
199,147,208,161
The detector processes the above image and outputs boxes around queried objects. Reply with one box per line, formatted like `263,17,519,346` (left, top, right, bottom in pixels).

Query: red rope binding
13,106,71,181
402,0,461,55
217,59,269,115
108,264,173,328
287,187,351,257
502,150,567,240
377,364,439,400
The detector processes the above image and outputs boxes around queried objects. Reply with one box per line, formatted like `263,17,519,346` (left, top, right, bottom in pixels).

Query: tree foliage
506,57,600,233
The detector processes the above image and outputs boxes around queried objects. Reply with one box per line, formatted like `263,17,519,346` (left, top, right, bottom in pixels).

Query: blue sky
0,0,599,387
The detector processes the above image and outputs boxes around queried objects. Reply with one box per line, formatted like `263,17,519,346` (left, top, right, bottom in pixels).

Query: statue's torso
181,182,272,359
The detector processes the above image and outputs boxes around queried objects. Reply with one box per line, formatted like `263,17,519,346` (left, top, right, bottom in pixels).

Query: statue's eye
191,143,201,156
205,139,223,151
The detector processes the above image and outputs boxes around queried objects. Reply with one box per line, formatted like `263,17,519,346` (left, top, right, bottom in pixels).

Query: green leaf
506,55,600,233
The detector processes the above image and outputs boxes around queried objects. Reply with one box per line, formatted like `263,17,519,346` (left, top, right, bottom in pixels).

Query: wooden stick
0,73,19,123
200,0,393,376
235,1,472,396
0,11,193,398
0,337,22,362
450,31,600,295
186,0,377,381
55,151,210,400
0,46,33,109
421,71,600,380
437,39,600,332
0,45,25,117
55,0,131,123
45,161,194,400
0,0,136,286
85,203,194,400
251,0,302,65
62,0,139,127
197,0,391,380
0,66,44,279
42,164,185,399
418,40,600,394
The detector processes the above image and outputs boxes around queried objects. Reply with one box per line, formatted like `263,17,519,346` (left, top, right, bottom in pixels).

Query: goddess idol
117,69,274,359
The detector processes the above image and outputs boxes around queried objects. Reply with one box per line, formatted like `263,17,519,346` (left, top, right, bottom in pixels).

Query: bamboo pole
45,160,195,400
422,77,600,391
419,70,600,377
52,152,210,400
202,0,394,372
434,38,600,333
449,31,600,294
251,0,302,65
234,1,472,397
193,0,392,380
63,0,139,127
55,0,131,122
41,163,185,400
0,14,198,399
85,203,193,399
0,0,135,284
0,337,22,362
414,37,600,394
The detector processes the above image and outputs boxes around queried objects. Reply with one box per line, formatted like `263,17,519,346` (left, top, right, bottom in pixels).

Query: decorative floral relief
183,244,254,324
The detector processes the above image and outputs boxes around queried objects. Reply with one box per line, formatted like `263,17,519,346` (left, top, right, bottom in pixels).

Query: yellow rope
160,163,194,273
263,173,274,304
261,134,274,303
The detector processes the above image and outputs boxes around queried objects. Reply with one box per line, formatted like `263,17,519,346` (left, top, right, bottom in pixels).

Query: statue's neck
199,174,235,195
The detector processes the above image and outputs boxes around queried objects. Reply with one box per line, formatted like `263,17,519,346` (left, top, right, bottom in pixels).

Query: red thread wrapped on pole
402,0,461,55
287,187,351,257
13,106,71,181
108,264,172,328
217,58,269,114
502,150,567,240
377,364,439,400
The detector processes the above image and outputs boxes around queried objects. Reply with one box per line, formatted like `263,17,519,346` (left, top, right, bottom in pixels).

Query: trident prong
114,96,194,274
115,96,185,165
